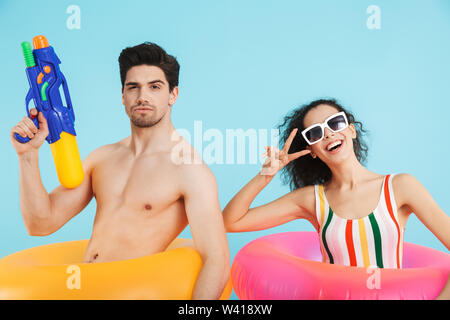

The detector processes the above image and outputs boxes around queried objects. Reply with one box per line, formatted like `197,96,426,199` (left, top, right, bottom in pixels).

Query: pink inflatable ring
231,232,450,300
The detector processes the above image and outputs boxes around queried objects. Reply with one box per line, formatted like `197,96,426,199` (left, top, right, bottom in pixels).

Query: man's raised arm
10,108,95,236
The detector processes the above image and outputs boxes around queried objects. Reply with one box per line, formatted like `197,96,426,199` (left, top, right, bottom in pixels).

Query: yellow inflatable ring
0,238,232,300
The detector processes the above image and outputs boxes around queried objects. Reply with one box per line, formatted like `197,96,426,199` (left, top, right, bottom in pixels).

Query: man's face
122,65,178,128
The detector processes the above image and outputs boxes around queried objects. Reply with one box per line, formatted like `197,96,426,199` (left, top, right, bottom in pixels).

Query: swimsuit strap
380,174,403,268
314,184,326,229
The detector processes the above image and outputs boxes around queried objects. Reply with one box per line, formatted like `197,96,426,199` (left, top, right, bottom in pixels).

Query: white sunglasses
301,112,349,145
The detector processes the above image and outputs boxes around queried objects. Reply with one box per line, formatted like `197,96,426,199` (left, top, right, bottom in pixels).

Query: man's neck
128,116,176,157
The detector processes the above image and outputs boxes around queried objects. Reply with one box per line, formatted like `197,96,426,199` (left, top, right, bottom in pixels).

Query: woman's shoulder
391,173,425,206
391,172,419,188
291,184,316,196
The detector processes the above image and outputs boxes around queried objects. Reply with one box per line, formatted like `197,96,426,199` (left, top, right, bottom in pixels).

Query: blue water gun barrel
15,35,84,188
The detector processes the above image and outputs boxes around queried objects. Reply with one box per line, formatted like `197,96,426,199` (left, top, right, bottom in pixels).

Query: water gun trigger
14,89,40,144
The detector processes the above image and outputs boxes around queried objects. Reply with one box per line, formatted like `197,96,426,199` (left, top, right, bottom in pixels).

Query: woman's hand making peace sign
260,128,311,176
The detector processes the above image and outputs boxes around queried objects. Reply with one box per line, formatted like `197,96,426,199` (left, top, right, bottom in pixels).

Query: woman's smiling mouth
326,140,343,153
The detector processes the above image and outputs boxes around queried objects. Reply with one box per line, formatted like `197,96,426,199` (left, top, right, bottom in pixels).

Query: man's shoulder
170,139,216,187
169,135,204,168
87,143,120,159
83,142,122,172
175,152,213,178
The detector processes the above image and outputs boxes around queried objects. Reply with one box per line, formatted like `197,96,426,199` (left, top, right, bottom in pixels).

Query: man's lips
133,107,153,112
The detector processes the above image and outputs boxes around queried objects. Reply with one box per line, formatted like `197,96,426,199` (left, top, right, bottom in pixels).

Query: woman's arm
223,129,313,232
393,174,450,300
223,173,314,232
393,173,450,249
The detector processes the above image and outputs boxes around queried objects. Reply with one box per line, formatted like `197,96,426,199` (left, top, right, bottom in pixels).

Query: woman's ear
306,145,317,159
349,123,357,139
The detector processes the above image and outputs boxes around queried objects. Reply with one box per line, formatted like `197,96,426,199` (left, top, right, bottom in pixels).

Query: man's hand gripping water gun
10,35,84,188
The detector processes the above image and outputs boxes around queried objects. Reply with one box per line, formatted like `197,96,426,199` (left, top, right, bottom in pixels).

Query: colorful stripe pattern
314,175,404,269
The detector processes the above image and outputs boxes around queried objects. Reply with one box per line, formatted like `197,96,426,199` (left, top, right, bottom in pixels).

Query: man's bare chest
91,155,182,212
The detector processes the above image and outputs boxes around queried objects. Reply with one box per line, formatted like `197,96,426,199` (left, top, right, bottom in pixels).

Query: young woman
223,99,450,299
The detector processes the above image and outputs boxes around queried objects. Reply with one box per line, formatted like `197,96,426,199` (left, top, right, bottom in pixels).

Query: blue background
1,0,449,300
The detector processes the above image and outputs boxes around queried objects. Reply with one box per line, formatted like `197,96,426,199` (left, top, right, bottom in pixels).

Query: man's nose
137,96,149,105
136,90,151,105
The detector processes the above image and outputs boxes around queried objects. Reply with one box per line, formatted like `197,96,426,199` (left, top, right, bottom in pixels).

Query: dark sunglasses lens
327,115,347,131
305,126,323,143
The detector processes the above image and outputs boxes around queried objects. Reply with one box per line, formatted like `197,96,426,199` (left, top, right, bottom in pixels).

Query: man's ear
169,86,179,106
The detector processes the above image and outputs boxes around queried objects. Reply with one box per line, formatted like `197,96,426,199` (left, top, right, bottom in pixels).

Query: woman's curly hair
278,99,369,190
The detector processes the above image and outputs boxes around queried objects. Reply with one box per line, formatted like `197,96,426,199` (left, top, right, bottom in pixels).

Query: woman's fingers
288,149,311,161
260,146,270,158
262,143,309,166
282,128,298,153
261,146,280,171
262,146,281,158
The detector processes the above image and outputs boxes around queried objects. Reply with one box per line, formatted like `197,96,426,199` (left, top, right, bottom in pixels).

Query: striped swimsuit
314,174,404,269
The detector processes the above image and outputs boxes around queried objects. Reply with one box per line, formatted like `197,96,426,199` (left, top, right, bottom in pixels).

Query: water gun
15,35,84,188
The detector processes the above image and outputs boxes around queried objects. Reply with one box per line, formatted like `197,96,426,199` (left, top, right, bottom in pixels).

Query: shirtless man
10,42,230,300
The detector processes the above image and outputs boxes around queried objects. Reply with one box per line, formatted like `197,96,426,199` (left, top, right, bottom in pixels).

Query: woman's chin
322,146,352,165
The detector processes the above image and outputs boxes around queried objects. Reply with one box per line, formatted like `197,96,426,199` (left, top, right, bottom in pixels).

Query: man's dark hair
278,98,369,190
118,42,180,92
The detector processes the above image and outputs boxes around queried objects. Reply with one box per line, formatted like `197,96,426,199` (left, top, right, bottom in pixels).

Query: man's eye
151,85,160,89
128,86,136,90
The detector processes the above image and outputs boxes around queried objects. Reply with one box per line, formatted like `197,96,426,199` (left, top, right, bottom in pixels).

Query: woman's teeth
327,141,342,151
